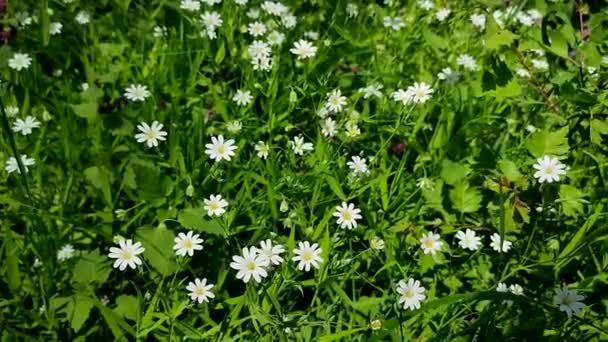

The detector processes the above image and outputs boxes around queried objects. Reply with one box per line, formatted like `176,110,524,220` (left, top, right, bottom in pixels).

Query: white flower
509,284,524,296
124,84,151,102
292,241,323,272
396,278,426,310
496,283,509,292
249,40,272,61
391,89,413,105
553,288,586,318
204,194,229,217
5,155,35,174
290,136,313,155
8,53,32,71
49,22,63,35
517,12,534,27
417,0,433,10
493,10,506,28
347,155,369,176
437,67,460,84
325,89,347,113
290,39,317,60
5,105,19,117
528,9,542,24
200,11,223,30
248,21,267,37
135,121,168,148
281,14,297,29
490,233,512,253
57,244,75,261
233,89,253,106
201,0,222,4
456,54,478,71
304,31,319,40
180,0,200,11
12,116,40,135
15,12,33,27
516,68,530,78
407,82,433,104
226,120,242,134
235,0,248,5
108,239,145,271
153,25,168,38
230,246,269,283
186,278,215,304
533,155,567,183
254,141,270,159
532,59,549,71
359,84,383,99
173,231,204,257
470,14,486,30
601,56,608,65
75,11,90,24
333,202,362,230
247,8,260,19
383,17,404,31
370,237,385,250
321,117,337,137
345,121,361,138
455,229,482,251
267,31,285,45
205,135,237,162
261,1,289,16
258,239,285,266
420,232,442,255
346,4,358,18
436,8,450,21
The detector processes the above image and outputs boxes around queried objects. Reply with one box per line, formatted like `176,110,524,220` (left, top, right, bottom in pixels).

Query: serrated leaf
498,159,522,182
526,128,569,158
485,30,517,49
177,207,224,235
72,250,112,287
559,185,586,217
67,295,93,332
449,182,482,214
440,160,468,185
136,225,178,276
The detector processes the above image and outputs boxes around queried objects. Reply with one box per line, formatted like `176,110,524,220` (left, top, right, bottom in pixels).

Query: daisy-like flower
420,232,442,255
57,244,75,262
75,11,90,24
248,21,267,37
173,231,204,257
304,31,320,40
436,8,451,21
531,59,549,71
496,283,509,292
358,84,383,99
347,155,369,176
200,11,223,31
417,0,433,10
553,288,586,318
416,177,435,190
528,9,542,24
437,67,460,84
5,155,35,174
8,53,32,71
396,278,426,310
281,14,297,29
124,84,151,102
261,1,288,16
135,121,168,148
249,40,271,60
204,194,229,217
516,12,534,27
258,239,285,266
515,68,530,78
12,116,40,135
470,13,486,30
392,89,413,105
5,105,19,117
226,120,242,134
454,229,482,251
233,89,253,106
108,239,145,271
346,3,358,17
180,0,201,11
230,246,269,283
267,31,285,46
509,284,524,296
290,136,314,155
201,0,222,4
407,82,433,104
153,25,168,38
254,141,270,159
333,202,362,230
533,155,566,183
292,241,323,272
49,22,63,35
383,17,405,31
456,54,478,71
321,117,337,137
325,89,347,113
290,39,317,60
235,0,248,5
187,278,215,304
490,233,512,253
370,237,385,250
205,135,237,162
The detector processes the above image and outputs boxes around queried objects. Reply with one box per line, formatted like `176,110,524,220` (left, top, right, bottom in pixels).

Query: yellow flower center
217,145,225,154
183,239,193,249
195,287,206,296
302,251,313,261
247,261,257,271
404,288,415,299
342,211,352,221
424,239,434,248
121,250,133,261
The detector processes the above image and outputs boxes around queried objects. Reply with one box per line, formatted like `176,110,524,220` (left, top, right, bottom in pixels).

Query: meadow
1,0,608,341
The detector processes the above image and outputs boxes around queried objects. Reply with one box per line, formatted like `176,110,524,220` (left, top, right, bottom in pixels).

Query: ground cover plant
1,0,608,340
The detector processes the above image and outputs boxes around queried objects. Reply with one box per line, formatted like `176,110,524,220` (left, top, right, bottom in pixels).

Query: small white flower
346,4,359,18
333,202,362,230
205,135,237,162
233,89,253,106
383,17,404,31
370,237,385,250
249,40,271,60
325,89,347,113
261,1,289,16
258,239,285,266
267,31,285,46
528,9,543,24
8,53,32,71
436,8,451,21
226,120,242,134
108,239,145,271
533,155,567,183
49,22,63,35
417,0,433,10
235,0,248,5
347,155,369,176
230,246,269,283
601,56,608,65
358,84,383,99
247,8,260,19
321,117,337,137
553,288,586,318
396,278,426,310
470,13,486,30
12,116,40,135
281,14,297,29
33,258,43,268
509,284,524,296
135,121,168,148
490,233,512,253
408,82,433,104
248,21,267,37
5,155,35,174
456,54,478,71
420,232,442,255
292,241,323,272
124,84,151,102
532,59,549,71
200,11,223,30
254,141,270,159
290,136,314,155
186,278,215,304
517,12,534,27
153,25,168,38
57,244,76,261
173,231,204,257
392,89,413,105
204,194,229,217
75,11,90,24
516,68,530,78
180,0,200,11
201,0,222,4
437,67,460,84
496,283,509,292
455,229,482,251
290,39,317,60
5,105,19,117
345,121,361,138
304,31,319,40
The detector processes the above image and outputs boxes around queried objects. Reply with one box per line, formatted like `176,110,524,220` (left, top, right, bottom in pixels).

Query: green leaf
215,41,226,64
66,295,94,332
557,204,602,264
559,185,586,217
526,127,569,158
136,225,178,276
440,160,468,185
3,229,21,293
84,166,113,206
485,30,517,49
71,103,98,120
590,119,608,145
498,159,522,182
177,207,224,235
547,29,569,58
422,30,448,50
72,250,112,287
422,180,444,210
323,174,346,200
449,182,482,214
114,295,139,321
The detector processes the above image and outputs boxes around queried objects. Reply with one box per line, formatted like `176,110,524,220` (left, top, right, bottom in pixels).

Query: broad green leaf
323,174,346,200
526,128,569,158
558,185,586,217
422,180,444,210
71,103,97,120
498,159,522,182
3,229,21,293
422,30,448,50
485,30,517,49
547,29,568,58
177,207,225,235
115,295,139,321
440,160,468,185
66,295,93,332
449,182,482,214
72,250,112,287
136,225,178,276
590,119,608,145
84,166,113,206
